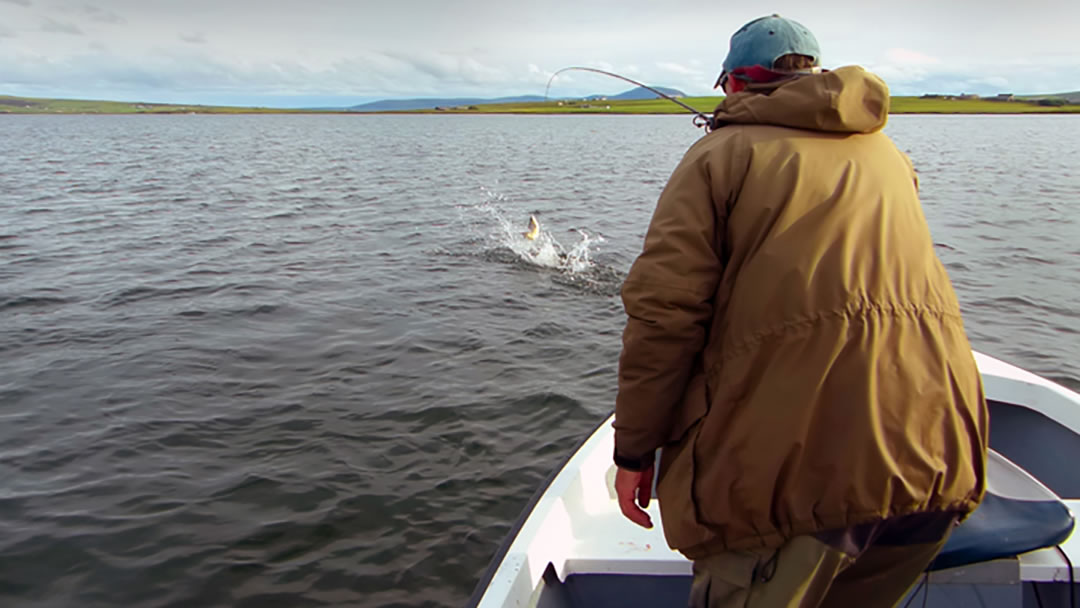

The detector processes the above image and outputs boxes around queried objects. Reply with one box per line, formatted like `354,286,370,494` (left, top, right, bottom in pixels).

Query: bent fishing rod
544,66,713,131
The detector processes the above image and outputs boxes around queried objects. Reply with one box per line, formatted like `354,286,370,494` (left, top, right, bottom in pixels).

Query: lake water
1,113,1078,607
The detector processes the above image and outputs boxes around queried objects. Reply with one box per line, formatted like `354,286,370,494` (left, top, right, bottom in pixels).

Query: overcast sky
1,0,1077,107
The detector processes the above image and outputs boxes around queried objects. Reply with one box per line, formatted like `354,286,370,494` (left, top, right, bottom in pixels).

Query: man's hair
773,54,817,72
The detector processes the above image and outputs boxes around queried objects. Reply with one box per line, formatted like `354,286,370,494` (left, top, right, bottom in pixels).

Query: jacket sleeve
613,142,733,469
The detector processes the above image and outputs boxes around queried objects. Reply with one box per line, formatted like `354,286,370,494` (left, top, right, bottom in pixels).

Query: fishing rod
544,66,713,131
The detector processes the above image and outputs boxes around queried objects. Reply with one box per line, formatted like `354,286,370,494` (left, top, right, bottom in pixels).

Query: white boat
467,351,1080,607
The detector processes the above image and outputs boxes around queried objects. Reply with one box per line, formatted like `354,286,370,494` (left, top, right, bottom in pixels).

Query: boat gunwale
465,414,612,607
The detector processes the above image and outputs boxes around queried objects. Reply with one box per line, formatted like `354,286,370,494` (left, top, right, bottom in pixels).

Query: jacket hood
712,65,890,134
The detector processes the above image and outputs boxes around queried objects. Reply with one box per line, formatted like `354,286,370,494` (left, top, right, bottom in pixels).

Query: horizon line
4,88,1079,111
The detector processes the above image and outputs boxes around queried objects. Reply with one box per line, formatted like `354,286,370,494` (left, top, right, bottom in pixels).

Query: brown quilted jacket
613,66,988,557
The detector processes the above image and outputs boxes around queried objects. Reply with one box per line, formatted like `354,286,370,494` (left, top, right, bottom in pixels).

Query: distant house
959,93,979,100
994,93,1016,101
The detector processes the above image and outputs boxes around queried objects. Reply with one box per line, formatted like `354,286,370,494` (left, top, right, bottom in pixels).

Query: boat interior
469,354,1080,608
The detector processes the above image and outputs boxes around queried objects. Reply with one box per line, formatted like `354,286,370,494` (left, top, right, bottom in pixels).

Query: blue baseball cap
715,14,821,88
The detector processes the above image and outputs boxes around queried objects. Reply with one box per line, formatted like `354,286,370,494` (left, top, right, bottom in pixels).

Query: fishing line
1055,544,1076,608
900,571,929,608
544,66,713,131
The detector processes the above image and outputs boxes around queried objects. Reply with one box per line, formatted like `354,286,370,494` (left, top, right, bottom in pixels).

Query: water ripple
0,113,1076,607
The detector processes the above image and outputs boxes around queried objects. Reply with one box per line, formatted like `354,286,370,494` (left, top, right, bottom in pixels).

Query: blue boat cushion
930,491,1075,570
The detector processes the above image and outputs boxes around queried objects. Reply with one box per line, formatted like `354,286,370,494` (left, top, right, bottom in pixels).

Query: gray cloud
874,69,1077,97
4,46,1075,105
80,4,126,25
4,1,1079,105
380,50,507,87
41,18,83,35
0,48,533,101
0,51,312,95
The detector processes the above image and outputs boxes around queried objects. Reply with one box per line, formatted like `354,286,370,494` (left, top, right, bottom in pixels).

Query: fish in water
522,214,540,241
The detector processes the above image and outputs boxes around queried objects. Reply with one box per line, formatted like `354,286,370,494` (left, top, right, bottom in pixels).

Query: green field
411,95,1080,115
3,93,1079,115
409,97,725,115
0,95,312,114
890,96,1080,114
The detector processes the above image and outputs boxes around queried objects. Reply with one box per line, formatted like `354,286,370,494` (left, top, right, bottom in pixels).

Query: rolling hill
346,86,688,112
347,95,546,112
2,89,1077,115
1022,91,1080,104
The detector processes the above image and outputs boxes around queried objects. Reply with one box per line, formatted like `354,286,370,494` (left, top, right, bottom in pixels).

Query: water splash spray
463,187,602,274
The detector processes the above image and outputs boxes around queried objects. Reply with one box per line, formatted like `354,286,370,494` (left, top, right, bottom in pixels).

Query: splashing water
462,188,602,274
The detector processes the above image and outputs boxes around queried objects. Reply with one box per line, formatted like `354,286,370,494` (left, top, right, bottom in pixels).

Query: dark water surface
1,114,1078,607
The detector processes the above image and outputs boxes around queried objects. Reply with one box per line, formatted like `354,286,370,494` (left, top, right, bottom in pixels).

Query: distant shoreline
3,94,1079,115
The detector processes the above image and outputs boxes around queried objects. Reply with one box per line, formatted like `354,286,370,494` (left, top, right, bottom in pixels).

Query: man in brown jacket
612,15,989,608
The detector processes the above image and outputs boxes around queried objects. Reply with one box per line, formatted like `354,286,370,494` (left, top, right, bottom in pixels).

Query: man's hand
614,465,655,529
